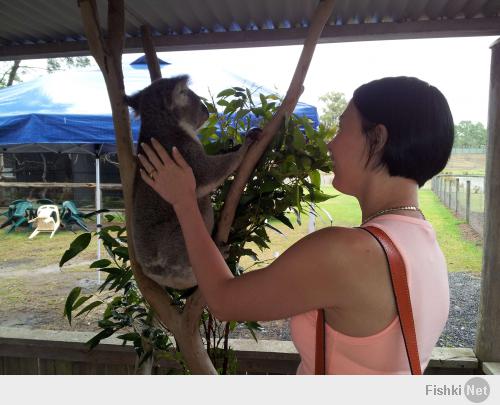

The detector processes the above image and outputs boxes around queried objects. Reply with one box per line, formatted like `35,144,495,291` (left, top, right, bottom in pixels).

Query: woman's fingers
151,138,173,165
141,142,164,170
137,153,155,174
139,168,155,187
172,147,190,169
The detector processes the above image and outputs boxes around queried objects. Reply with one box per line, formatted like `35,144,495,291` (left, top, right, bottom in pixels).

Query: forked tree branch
215,0,335,245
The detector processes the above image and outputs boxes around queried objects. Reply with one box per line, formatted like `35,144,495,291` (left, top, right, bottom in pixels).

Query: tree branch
215,0,336,245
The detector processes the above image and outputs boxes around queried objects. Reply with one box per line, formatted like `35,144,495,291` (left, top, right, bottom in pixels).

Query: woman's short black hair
352,76,454,187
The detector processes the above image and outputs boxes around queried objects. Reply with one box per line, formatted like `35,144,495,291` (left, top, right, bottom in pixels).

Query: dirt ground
0,254,290,341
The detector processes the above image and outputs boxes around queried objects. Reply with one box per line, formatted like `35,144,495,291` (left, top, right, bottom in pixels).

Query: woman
137,76,454,374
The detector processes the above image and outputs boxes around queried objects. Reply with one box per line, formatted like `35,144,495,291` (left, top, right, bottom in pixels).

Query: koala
125,75,255,289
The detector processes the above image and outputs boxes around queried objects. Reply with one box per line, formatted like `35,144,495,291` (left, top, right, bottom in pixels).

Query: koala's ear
124,91,142,114
172,75,190,107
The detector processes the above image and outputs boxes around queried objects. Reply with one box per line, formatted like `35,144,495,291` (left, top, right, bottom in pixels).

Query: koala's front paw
244,127,263,145
216,241,231,260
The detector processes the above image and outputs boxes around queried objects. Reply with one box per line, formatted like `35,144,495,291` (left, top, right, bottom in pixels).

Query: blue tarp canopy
0,56,319,155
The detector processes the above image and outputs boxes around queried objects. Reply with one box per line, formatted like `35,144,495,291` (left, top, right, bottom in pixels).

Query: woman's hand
138,138,196,210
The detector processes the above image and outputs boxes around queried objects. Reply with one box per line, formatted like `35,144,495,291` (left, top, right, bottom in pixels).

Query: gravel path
437,271,481,348
232,271,481,349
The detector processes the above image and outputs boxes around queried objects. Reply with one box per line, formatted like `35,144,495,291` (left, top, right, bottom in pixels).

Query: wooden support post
475,38,500,362
466,180,471,224
140,25,162,81
78,0,216,375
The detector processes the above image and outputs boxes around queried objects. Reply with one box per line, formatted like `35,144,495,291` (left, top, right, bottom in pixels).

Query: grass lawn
0,187,482,274
418,189,482,273
0,228,101,272
241,186,483,274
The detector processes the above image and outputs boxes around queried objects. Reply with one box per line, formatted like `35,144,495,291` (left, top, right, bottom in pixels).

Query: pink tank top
289,215,450,374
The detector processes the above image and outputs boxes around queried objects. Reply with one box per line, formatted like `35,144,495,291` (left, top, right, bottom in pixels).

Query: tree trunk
7,60,21,86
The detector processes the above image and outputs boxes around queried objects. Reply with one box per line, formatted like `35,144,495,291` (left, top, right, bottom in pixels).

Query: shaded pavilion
0,0,499,375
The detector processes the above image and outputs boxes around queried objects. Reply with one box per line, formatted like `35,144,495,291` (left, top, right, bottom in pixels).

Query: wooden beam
2,17,500,62
483,362,500,375
0,327,482,375
475,37,500,363
0,181,122,190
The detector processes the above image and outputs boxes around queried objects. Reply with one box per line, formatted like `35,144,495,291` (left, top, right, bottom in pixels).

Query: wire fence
431,175,485,236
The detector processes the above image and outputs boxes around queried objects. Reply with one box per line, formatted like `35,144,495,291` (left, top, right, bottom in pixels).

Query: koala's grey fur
126,76,252,289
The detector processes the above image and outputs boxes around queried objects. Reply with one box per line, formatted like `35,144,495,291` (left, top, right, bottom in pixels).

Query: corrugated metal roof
1,0,500,60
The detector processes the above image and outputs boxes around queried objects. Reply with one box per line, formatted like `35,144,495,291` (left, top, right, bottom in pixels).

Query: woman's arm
138,139,366,321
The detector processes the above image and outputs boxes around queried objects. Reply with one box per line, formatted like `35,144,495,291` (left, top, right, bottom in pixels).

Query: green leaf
264,222,285,236
64,287,82,325
90,259,111,269
105,214,116,222
309,170,321,189
304,191,336,203
234,108,250,121
273,213,294,230
75,300,103,317
98,231,120,247
72,295,91,311
292,131,306,150
59,233,92,267
113,246,129,261
86,328,116,350
217,88,236,98
259,93,267,108
117,332,141,342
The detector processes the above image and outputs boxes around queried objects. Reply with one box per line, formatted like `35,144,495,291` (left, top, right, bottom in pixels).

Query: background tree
318,90,347,129
0,56,91,88
454,120,488,148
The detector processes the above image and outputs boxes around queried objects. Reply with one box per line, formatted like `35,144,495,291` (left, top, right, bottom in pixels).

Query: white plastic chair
28,204,61,239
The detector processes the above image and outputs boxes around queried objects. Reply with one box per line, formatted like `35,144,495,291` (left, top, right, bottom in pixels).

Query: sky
22,35,497,126
121,35,496,126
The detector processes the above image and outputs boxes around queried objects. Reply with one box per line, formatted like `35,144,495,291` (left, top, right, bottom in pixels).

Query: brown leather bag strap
362,225,422,375
314,226,423,375
315,308,325,374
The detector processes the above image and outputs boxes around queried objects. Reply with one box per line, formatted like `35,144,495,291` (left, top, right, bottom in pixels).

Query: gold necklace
361,206,425,226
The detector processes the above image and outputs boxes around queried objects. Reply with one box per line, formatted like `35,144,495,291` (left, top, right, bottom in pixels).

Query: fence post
448,179,452,209
455,178,460,213
466,180,471,224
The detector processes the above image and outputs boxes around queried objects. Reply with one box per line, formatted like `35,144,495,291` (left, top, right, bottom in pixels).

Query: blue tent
0,56,319,155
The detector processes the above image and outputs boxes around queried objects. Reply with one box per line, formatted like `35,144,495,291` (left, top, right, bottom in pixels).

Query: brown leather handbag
315,225,422,375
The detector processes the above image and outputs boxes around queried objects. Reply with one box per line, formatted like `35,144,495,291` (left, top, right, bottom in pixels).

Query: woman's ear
373,124,388,154
364,124,389,170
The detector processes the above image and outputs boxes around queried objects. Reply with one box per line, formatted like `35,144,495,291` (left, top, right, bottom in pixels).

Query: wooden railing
0,327,489,375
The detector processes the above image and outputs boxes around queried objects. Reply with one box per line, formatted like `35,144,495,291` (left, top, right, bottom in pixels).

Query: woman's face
326,101,371,196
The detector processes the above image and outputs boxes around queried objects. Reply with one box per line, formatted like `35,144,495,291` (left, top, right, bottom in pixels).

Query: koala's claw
246,127,263,143
217,241,231,260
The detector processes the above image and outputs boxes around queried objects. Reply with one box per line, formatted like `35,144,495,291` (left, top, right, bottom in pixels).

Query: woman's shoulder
306,225,380,253
299,226,387,280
